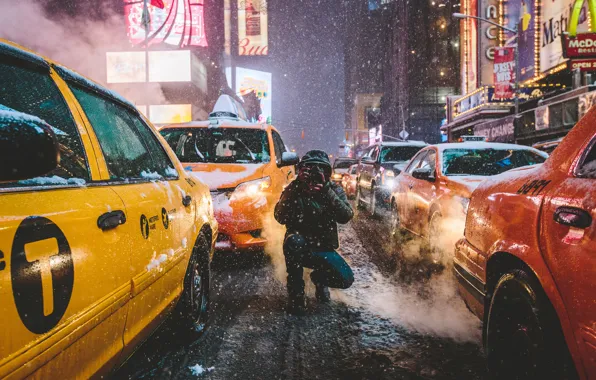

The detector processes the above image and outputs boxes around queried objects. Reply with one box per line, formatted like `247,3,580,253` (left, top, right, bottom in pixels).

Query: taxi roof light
460,135,488,142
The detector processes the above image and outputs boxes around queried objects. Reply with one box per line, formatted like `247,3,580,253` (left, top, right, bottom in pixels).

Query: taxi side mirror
279,152,299,168
412,167,435,182
0,110,60,182
392,164,402,175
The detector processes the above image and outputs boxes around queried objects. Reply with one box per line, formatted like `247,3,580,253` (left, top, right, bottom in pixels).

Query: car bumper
453,238,486,319
212,191,270,251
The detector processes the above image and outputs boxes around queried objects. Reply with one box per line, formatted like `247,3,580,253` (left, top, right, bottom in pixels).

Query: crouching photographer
274,150,355,315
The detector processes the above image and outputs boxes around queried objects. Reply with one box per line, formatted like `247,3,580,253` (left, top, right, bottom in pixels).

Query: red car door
540,137,596,377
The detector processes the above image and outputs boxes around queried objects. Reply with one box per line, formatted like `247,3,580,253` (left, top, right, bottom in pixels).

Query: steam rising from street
0,0,166,105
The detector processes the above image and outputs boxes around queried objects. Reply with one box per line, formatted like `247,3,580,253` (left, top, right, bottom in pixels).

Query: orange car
160,96,298,251
390,140,548,261
454,116,596,378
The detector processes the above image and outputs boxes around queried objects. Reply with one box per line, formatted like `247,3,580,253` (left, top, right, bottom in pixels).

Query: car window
368,146,379,162
271,130,286,164
578,139,596,179
405,151,427,174
350,166,357,174
442,148,547,176
380,146,425,163
70,85,174,180
0,60,90,188
334,160,355,169
419,150,436,171
161,128,271,164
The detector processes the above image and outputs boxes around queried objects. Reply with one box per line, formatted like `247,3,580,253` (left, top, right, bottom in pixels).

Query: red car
454,111,596,379
341,164,358,199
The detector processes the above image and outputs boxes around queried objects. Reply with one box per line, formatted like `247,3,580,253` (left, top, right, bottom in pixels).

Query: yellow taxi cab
0,40,217,379
159,97,299,251
389,137,548,263
454,114,596,379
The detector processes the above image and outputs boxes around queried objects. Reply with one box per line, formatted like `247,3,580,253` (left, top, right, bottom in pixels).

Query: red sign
569,58,596,71
124,0,207,48
493,47,515,99
563,33,596,58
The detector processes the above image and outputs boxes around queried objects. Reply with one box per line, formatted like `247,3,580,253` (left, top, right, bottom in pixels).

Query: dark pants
283,234,354,300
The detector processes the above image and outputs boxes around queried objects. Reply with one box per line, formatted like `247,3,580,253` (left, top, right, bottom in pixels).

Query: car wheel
356,183,365,209
428,212,443,265
390,201,401,240
486,269,577,380
177,233,210,335
370,186,378,216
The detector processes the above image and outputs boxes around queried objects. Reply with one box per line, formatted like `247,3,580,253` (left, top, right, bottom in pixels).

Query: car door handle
554,206,592,229
97,210,126,231
182,195,192,207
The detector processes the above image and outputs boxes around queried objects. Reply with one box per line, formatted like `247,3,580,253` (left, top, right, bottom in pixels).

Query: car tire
356,183,365,210
485,269,578,380
370,185,378,217
428,212,443,265
390,201,401,241
176,233,210,335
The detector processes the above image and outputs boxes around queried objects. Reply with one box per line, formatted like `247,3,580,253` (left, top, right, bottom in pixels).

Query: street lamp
453,12,521,115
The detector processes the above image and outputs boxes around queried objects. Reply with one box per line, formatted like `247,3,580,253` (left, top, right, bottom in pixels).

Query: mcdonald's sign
563,0,596,62
568,0,596,37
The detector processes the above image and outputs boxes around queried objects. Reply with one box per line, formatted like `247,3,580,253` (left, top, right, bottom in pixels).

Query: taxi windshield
161,128,271,164
380,146,424,163
442,148,547,176
333,160,356,169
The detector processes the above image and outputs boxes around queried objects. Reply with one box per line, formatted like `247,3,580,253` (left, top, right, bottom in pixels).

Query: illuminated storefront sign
124,0,207,48
462,0,478,93
453,85,546,118
106,50,192,83
479,0,500,85
148,50,191,82
138,104,192,124
106,52,146,83
238,0,268,55
235,67,272,122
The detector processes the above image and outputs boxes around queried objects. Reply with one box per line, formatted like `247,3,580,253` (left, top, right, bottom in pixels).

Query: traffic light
301,130,305,139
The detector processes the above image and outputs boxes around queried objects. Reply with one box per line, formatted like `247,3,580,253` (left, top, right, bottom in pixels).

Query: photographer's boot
287,296,306,316
315,284,331,303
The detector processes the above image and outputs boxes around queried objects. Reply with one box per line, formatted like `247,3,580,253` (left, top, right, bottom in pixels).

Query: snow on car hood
447,175,488,192
186,163,265,190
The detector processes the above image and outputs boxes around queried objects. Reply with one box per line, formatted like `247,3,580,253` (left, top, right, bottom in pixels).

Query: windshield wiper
233,136,256,161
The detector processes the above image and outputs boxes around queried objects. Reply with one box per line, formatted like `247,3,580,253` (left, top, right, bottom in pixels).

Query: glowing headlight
230,177,271,201
332,173,343,180
382,170,396,187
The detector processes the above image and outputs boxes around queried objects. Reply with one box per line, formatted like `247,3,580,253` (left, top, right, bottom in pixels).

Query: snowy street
117,208,486,380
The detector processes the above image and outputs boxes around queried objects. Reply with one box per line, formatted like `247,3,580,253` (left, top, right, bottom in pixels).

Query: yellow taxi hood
185,163,266,191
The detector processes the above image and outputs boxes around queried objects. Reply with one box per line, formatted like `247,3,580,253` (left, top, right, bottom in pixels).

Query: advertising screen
106,52,146,83
540,0,588,72
148,50,191,82
504,0,536,81
236,67,272,123
149,104,192,124
124,0,207,48
238,0,268,55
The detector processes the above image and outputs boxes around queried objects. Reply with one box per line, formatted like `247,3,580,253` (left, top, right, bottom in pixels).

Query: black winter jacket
274,180,353,251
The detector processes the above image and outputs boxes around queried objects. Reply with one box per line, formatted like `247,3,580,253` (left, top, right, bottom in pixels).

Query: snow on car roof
161,119,271,130
379,141,427,147
432,142,548,157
